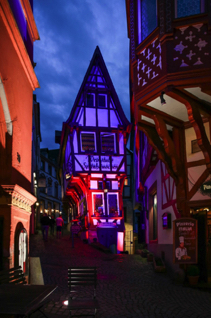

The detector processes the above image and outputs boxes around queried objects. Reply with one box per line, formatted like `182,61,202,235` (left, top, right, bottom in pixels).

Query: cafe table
0,283,57,317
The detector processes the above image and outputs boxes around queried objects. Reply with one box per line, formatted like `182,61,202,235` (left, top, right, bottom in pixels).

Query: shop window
93,193,104,215
137,0,157,43
101,133,115,153
107,193,119,215
175,0,205,18
149,189,157,242
81,132,96,152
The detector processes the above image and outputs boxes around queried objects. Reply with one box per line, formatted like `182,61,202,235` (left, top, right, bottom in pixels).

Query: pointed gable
67,46,130,130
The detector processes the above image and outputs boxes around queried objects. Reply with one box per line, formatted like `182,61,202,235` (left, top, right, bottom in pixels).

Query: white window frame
80,131,96,152
107,192,119,215
92,192,105,215
100,132,116,153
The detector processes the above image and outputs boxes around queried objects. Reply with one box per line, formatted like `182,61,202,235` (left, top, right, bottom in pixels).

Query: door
18,229,27,273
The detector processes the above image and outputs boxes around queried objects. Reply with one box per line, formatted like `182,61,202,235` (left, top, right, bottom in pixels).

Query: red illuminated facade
126,0,211,277
0,0,39,274
58,47,131,250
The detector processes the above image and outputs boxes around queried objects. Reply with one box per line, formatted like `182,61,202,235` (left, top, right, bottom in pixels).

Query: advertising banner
173,218,198,264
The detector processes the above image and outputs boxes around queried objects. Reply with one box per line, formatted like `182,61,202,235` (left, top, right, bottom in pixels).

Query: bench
0,266,26,284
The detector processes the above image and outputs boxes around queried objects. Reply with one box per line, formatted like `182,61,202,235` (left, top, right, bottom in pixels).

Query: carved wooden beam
138,122,178,183
169,88,211,173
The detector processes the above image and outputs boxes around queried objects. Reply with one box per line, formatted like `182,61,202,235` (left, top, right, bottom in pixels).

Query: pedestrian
50,215,55,236
56,214,64,239
40,213,50,241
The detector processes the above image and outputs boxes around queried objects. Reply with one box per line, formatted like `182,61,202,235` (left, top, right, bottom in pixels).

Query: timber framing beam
168,88,211,173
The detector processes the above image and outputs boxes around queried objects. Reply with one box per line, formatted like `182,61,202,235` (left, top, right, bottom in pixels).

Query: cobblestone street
29,231,211,318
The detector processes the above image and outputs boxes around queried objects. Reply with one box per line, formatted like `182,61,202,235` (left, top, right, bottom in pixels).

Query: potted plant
153,257,166,272
187,265,200,286
147,252,154,262
141,249,149,258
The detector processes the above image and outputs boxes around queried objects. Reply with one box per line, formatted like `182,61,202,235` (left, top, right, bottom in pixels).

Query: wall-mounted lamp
36,202,39,206
160,91,166,105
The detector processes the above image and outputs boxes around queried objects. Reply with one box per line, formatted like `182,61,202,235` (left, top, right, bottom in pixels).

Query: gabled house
126,0,211,277
58,46,131,251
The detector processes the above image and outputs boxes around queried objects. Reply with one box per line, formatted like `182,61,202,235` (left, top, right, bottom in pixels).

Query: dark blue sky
34,1,130,150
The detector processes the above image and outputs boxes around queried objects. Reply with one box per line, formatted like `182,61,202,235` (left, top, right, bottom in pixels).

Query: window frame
137,0,158,44
174,0,205,18
101,132,116,154
80,131,97,153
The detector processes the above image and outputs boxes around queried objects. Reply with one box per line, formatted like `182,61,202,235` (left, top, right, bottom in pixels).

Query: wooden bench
0,266,26,284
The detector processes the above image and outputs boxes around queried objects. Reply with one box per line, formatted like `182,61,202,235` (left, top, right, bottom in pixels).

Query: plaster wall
185,123,210,163
145,161,177,246
0,16,33,191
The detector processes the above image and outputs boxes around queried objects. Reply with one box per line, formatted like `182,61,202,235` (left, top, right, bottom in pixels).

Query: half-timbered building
58,46,131,251
126,0,211,278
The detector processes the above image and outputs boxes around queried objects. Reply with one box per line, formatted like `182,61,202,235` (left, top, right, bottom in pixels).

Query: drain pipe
0,78,12,136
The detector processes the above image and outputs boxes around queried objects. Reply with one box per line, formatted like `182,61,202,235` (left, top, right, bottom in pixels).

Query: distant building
36,148,63,226
126,0,211,277
31,95,42,233
0,0,39,275
58,46,131,251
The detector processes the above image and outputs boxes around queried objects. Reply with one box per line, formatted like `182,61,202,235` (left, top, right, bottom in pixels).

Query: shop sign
200,180,211,195
71,224,81,234
173,218,198,264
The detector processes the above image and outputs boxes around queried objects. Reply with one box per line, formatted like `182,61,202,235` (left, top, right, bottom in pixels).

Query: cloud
34,0,129,149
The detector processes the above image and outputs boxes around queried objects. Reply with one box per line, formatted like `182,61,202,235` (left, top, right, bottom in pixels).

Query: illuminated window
81,132,96,152
101,133,115,153
124,178,128,186
93,193,104,215
149,190,157,242
137,0,157,43
107,193,119,215
175,0,205,18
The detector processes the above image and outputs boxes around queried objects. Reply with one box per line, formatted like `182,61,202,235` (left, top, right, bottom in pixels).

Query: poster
173,218,198,264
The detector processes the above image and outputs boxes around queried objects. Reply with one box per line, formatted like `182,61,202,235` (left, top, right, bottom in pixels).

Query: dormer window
81,132,96,152
101,133,116,153
175,0,205,18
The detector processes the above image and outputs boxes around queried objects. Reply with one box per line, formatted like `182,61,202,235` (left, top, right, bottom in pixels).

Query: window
175,0,205,18
93,193,104,215
55,182,58,198
149,191,157,242
86,93,94,107
41,160,45,171
81,132,96,152
137,0,157,43
107,193,119,215
98,95,106,108
48,164,52,175
98,181,103,190
47,178,52,196
101,133,115,153
191,139,200,154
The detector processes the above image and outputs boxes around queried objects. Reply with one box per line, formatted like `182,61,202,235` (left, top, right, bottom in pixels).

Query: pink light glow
117,232,124,252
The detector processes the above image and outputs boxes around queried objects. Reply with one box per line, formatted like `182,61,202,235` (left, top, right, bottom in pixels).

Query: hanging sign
173,218,198,264
200,179,211,195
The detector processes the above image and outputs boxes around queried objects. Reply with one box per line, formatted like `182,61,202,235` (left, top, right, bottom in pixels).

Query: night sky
34,0,130,150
